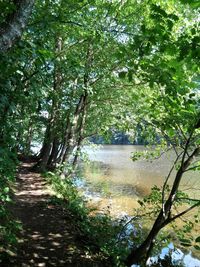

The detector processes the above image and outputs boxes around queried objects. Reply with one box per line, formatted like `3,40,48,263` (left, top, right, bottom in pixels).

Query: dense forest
0,0,200,266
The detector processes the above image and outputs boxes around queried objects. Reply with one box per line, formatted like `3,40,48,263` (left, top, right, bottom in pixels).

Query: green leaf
4,187,9,193
195,236,200,243
128,70,133,82
118,71,127,79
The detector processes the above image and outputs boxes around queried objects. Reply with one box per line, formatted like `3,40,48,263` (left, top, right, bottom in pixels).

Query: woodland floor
5,160,110,267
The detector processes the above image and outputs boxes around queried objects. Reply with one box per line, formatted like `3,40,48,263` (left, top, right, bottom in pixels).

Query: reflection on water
79,145,200,265
150,243,200,267
81,145,200,216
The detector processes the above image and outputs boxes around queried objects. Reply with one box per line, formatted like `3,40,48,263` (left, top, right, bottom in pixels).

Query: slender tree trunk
61,93,88,164
36,122,53,168
59,43,92,168
55,114,72,164
38,143,52,171
72,137,82,168
56,85,76,164
47,138,60,168
125,210,165,266
62,137,74,163
58,119,71,163
36,36,63,170
38,124,50,159
24,121,33,155
72,99,87,169
59,133,71,163
125,140,200,266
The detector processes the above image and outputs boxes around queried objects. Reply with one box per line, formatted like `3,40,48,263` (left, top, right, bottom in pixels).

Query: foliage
0,0,200,265
0,147,20,263
137,185,199,243
44,170,129,266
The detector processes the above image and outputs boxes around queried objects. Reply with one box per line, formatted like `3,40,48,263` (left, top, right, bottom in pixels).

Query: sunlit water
77,145,200,266
81,145,200,215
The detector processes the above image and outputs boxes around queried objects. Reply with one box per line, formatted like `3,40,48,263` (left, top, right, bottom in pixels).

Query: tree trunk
24,121,33,155
0,0,35,52
47,138,60,168
61,93,87,164
125,143,200,266
72,99,87,169
36,36,63,170
59,133,70,164
60,43,91,167
125,210,165,266
57,112,73,164
38,143,52,171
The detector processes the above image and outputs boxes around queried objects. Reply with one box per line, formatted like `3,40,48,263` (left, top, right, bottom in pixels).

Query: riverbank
5,158,200,267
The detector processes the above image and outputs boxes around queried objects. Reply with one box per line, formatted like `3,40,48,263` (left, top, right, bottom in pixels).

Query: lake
78,145,200,266
81,145,200,216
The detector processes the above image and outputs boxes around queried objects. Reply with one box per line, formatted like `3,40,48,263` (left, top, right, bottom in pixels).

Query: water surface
82,145,200,216
80,145,200,265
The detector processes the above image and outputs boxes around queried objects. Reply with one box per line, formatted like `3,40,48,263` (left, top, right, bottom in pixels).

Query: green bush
45,171,195,267
44,170,132,266
0,148,20,263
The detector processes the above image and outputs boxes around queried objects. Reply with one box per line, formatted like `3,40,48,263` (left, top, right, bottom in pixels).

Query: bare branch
175,197,200,202
116,216,137,244
184,164,200,172
165,201,200,225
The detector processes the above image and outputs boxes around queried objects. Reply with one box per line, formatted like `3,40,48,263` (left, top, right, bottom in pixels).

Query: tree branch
184,164,200,172
175,197,200,203
165,201,200,225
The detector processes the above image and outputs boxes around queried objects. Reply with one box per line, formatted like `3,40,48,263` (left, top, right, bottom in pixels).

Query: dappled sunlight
14,168,51,203
11,200,82,266
9,163,106,267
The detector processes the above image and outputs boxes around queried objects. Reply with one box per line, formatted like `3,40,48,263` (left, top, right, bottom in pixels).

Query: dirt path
7,161,106,267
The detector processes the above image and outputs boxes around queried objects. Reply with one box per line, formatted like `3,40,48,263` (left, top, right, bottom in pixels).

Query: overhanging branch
164,201,200,225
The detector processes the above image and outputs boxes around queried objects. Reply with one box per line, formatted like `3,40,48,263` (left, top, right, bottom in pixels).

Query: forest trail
7,161,105,267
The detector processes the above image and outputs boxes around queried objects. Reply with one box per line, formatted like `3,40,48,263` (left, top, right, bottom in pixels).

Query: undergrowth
44,170,130,266
44,170,191,267
0,148,21,264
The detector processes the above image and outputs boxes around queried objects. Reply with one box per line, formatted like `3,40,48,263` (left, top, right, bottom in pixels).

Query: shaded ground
7,161,109,267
